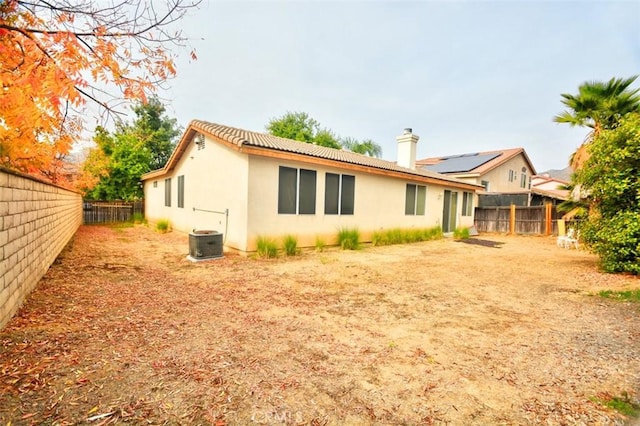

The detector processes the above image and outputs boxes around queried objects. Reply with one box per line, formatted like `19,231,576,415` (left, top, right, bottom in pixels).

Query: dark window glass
416,185,426,215
324,173,340,215
462,191,468,216
164,178,171,207
177,175,185,208
299,169,317,214
405,184,416,215
462,192,474,216
340,175,355,215
278,166,297,214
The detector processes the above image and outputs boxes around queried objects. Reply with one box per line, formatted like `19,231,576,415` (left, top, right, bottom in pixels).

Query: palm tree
554,76,640,169
342,137,383,158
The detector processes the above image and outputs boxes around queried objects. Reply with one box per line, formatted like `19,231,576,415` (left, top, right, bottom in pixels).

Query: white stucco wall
144,136,250,250
245,155,475,251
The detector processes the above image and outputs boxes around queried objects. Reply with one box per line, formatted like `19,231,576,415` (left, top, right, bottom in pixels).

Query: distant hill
539,166,573,182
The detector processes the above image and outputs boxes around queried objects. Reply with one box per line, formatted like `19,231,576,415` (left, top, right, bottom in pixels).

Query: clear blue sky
159,0,640,172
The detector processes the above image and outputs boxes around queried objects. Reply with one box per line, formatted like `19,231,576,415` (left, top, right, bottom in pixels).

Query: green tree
267,111,341,149
86,130,151,201
130,97,182,170
266,111,382,156
266,111,318,143
82,98,181,200
554,76,640,169
577,113,640,273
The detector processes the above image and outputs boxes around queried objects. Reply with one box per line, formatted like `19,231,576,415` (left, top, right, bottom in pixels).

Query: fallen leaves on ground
1,225,638,425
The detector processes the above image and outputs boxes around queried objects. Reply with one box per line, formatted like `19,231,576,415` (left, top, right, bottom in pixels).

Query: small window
405,184,426,215
481,180,490,191
278,166,317,215
340,175,355,215
299,169,317,214
153,181,158,188
278,167,297,214
520,172,527,189
324,173,355,215
177,175,185,208
416,185,426,215
462,192,473,216
164,178,171,207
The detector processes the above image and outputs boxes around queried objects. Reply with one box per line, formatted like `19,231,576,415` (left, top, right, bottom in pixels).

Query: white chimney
396,128,419,170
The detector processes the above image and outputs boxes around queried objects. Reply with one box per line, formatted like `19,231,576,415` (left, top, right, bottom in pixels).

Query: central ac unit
188,230,223,261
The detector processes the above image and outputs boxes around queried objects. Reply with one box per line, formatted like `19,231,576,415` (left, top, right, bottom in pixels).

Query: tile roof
143,120,481,189
417,148,536,176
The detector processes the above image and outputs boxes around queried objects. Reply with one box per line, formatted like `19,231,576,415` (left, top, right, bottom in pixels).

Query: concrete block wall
0,167,82,329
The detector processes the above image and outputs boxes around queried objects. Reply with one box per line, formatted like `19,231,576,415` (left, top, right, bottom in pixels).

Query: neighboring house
141,121,481,253
531,175,569,192
529,175,571,206
416,148,568,206
417,148,536,193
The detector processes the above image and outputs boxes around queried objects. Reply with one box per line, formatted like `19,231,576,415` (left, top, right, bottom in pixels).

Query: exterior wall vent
188,230,223,261
194,133,205,150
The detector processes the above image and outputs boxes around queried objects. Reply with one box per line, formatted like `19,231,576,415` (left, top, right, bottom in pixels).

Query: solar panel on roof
423,152,501,173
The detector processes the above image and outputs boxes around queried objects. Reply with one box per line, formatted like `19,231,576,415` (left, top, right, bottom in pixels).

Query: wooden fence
83,201,144,224
474,204,564,235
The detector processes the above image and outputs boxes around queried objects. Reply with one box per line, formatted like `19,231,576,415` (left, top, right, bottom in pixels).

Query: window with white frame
164,178,171,207
462,192,473,216
405,184,426,215
324,173,355,215
177,175,185,208
278,166,317,214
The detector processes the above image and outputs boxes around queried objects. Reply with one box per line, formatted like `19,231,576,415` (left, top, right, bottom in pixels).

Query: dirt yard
1,225,639,425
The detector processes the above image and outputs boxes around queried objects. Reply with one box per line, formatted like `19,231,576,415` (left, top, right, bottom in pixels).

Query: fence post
510,204,516,235
544,202,552,236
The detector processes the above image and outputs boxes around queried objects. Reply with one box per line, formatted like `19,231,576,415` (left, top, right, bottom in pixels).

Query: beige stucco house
530,175,570,205
141,121,481,253
417,148,537,193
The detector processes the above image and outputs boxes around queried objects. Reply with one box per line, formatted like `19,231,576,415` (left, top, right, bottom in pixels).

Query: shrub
132,212,146,224
156,219,170,233
283,235,298,256
338,228,360,250
372,227,443,246
453,227,470,240
371,231,384,246
256,236,278,258
424,226,443,240
315,236,326,252
583,212,640,274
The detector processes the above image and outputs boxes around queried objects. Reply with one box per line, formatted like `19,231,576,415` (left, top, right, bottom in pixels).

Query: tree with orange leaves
0,0,198,184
